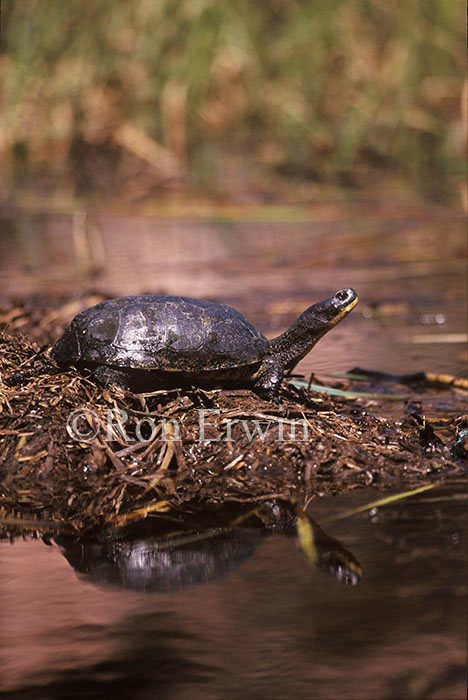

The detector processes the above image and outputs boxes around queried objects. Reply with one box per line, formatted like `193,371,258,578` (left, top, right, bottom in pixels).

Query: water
0,487,465,699
0,198,466,698
1,201,466,379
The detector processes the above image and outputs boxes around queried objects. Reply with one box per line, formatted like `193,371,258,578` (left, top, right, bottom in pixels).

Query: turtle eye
335,288,356,304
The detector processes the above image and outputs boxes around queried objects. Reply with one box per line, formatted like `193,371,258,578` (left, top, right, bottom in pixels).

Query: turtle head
268,288,358,372
303,287,358,334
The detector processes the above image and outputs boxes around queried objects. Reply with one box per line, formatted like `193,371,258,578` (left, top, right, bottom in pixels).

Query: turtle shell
52,295,268,374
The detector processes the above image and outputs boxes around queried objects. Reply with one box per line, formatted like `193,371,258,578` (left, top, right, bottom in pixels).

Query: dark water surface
0,487,465,700
1,200,466,378
0,199,466,698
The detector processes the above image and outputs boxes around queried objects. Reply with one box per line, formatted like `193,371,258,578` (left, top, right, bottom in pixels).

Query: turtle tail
51,322,82,365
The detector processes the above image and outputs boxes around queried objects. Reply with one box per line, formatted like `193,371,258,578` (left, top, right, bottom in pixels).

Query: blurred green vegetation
1,0,466,199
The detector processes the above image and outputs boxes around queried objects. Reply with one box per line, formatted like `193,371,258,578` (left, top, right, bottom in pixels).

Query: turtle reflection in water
52,289,358,400
55,504,362,594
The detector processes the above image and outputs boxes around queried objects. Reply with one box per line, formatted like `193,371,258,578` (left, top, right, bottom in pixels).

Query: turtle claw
253,362,284,402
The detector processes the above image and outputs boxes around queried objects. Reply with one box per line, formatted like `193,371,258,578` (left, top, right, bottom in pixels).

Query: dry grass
0,324,465,535
1,1,466,199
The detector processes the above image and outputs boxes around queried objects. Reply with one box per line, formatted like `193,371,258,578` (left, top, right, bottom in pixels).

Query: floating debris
1,328,465,536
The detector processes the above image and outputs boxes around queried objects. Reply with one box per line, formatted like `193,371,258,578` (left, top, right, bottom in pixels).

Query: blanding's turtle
52,289,358,401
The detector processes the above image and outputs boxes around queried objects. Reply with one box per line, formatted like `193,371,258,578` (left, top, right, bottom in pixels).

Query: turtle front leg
252,360,284,402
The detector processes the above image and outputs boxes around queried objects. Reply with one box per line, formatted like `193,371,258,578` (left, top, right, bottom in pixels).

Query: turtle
51,288,358,401
55,501,361,592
